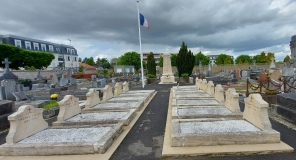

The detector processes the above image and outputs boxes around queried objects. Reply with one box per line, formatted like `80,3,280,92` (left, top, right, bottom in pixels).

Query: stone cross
2,58,11,70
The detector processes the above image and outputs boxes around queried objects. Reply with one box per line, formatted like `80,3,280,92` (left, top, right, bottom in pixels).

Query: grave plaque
6,105,48,144
214,84,225,104
102,85,113,102
206,81,214,96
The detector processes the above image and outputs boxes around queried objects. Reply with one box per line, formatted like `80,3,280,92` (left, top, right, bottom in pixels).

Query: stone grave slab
108,95,148,103
172,99,221,106
0,124,123,155
171,118,280,147
173,92,211,99
172,107,242,119
82,101,144,112
125,90,155,94
53,109,136,126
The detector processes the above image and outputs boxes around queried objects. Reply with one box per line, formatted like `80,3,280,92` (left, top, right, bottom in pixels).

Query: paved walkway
0,83,296,159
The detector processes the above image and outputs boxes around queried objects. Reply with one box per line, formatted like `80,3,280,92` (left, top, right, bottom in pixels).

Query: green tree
0,44,54,69
158,56,163,67
253,51,268,63
95,57,101,66
266,52,275,63
176,42,195,77
85,57,95,66
195,51,210,65
118,51,141,70
78,57,82,62
110,58,118,67
215,54,233,65
171,54,177,66
235,55,252,64
147,52,156,76
284,55,290,62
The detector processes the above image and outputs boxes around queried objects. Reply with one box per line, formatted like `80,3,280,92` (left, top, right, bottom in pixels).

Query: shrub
147,52,156,76
41,100,59,109
181,73,189,77
147,74,156,78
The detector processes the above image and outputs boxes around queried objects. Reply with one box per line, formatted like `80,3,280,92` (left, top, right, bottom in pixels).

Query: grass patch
41,100,59,109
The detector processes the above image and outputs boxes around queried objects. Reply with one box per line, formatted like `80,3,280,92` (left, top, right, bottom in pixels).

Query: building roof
79,62,96,69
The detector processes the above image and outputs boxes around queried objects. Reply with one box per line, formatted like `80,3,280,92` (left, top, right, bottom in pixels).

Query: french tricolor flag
140,13,149,29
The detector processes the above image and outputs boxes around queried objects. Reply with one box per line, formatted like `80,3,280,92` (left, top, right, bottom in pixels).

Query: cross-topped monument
0,58,18,82
2,58,11,72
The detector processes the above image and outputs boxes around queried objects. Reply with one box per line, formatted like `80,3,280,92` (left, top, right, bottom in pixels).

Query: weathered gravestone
258,72,268,84
214,84,224,104
0,58,18,82
160,54,176,84
6,105,48,144
114,83,123,97
57,95,80,122
1,80,16,101
271,92,296,123
122,81,129,93
85,89,100,109
102,85,113,102
206,81,214,97
225,88,241,113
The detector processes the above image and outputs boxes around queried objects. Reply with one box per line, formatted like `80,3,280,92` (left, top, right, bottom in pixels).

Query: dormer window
25,41,31,50
41,44,46,51
56,47,60,53
49,45,53,52
67,48,70,54
33,43,39,51
71,49,75,55
14,39,21,48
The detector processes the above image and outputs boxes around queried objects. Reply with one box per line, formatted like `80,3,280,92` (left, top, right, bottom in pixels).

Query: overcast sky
0,0,295,62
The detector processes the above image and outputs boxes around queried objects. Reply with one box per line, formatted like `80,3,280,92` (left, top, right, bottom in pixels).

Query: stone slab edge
0,124,123,156
82,101,144,112
162,88,293,158
52,109,136,126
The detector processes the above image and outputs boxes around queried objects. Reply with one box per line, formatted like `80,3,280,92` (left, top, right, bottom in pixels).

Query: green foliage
158,56,163,67
266,52,275,64
176,42,195,77
41,101,59,109
195,52,210,65
85,57,95,66
143,61,147,69
171,54,177,66
235,55,252,64
118,51,141,70
0,44,55,69
147,52,156,76
79,66,85,72
284,55,290,62
18,78,31,83
147,74,156,78
181,73,189,77
78,57,82,62
24,66,36,70
215,54,233,65
110,58,118,67
253,51,268,63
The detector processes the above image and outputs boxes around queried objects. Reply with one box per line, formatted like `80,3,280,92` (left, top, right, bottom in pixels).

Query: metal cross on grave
2,58,11,70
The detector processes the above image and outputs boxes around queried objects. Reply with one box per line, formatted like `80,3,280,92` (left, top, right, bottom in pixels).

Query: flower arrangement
50,94,58,100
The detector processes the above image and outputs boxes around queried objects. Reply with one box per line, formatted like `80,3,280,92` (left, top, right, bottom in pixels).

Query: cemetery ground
0,83,296,160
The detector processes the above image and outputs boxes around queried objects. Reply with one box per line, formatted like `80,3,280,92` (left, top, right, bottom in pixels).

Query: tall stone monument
282,35,296,92
159,54,176,84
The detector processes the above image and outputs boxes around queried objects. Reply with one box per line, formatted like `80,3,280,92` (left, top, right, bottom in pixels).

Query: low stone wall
0,70,54,80
157,63,285,74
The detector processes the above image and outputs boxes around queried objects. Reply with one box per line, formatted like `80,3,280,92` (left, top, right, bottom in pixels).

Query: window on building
41,44,46,51
33,43,39,51
71,49,75,54
49,45,54,52
68,56,70,61
25,41,31,50
67,48,70,53
56,47,60,53
74,57,77,61
14,39,21,48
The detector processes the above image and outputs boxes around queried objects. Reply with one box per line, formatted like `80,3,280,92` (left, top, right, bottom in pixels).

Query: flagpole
137,1,145,88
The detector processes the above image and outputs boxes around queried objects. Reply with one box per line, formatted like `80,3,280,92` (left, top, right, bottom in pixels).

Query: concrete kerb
162,88,294,158
0,91,157,160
